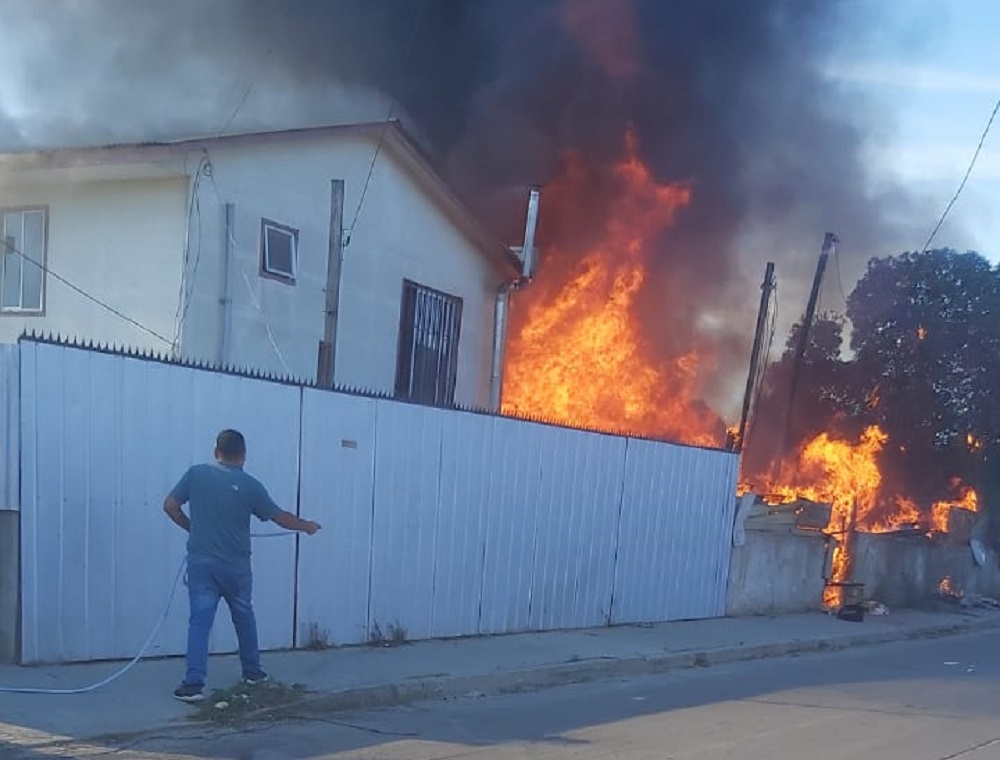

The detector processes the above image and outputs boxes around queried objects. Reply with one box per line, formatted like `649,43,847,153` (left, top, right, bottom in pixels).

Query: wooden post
317,180,345,388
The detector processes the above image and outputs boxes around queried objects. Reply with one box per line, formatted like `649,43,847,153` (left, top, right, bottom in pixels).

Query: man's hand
300,520,322,536
274,510,322,535
163,496,190,532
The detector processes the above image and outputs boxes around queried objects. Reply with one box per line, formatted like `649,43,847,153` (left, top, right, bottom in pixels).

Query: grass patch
191,679,309,726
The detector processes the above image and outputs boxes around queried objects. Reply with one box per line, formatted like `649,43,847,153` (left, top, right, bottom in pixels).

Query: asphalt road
11,629,1000,760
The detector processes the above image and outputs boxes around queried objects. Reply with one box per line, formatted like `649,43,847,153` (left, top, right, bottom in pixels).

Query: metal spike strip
14,331,728,451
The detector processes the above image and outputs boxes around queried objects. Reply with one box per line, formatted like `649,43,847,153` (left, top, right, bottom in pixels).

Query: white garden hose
0,532,296,695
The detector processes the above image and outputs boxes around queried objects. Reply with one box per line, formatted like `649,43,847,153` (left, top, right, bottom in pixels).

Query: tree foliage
745,248,1000,512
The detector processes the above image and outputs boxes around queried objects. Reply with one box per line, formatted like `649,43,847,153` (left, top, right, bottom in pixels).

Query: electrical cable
920,97,1000,254
173,156,211,350
345,0,429,245
205,173,293,375
0,532,296,695
745,286,778,452
832,245,849,306
1,237,172,346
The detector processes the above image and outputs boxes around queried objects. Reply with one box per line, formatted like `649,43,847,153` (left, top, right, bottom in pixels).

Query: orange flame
930,478,979,533
503,132,723,446
748,426,982,607
502,126,982,611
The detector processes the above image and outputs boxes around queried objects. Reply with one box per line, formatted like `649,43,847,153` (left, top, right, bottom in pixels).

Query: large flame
753,425,981,607
502,126,982,610
503,132,723,446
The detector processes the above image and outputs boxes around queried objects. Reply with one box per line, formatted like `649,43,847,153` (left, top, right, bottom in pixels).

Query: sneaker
243,671,269,685
173,682,204,703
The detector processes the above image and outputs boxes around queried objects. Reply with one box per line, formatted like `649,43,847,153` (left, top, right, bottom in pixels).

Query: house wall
178,134,505,408
0,177,187,350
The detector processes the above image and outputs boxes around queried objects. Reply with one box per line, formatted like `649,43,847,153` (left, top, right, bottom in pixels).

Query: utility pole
317,179,345,389
779,232,839,467
731,261,776,455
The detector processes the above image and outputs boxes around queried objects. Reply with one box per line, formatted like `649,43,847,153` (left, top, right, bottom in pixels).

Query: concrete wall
726,528,829,616
178,133,508,408
853,533,1000,608
0,175,188,350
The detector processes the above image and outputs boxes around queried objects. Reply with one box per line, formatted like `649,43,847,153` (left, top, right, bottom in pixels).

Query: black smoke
0,0,932,416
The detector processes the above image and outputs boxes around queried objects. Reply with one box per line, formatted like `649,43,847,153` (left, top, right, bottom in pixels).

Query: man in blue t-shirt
163,429,322,703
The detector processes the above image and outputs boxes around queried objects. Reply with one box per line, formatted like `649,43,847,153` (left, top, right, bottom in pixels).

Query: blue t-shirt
169,462,282,570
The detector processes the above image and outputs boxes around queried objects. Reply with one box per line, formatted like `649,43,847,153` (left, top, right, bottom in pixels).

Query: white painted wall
179,133,505,408
0,176,187,351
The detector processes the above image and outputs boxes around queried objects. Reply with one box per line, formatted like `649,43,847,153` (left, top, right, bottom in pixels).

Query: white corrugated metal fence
16,338,738,663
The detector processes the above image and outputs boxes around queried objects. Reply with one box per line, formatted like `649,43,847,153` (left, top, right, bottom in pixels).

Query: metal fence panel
611,439,738,624
478,416,544,634
368,402,446,642
296,388,377,647
0,344,17,512
432,411,494,638
527,427,627,631
14,338,739,664
19,341,299,663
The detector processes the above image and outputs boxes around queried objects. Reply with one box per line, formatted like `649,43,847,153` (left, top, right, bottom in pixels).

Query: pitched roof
0,121,523,276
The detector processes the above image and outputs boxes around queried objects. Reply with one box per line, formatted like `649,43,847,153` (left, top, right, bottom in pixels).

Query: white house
0,122,535,409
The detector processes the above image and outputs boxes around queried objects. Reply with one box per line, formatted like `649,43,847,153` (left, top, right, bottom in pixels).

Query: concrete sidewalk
2,607,1000,746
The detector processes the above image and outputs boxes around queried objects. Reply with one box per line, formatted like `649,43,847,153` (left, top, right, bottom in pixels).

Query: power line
2,238,172,345
214,48,276,138
207,173,293,375
345,0,429,244
173,155,211,349
832,245,849,306
920,97,1000,254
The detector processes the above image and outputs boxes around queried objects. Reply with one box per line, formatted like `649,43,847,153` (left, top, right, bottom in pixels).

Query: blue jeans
184,555,263,686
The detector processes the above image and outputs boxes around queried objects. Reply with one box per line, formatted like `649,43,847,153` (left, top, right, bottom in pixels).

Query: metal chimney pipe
489,187,541,412
520,187,541,278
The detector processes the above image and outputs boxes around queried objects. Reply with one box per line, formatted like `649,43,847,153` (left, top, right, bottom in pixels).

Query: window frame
259,218,299,285
394,279,464,407
0,205,49,316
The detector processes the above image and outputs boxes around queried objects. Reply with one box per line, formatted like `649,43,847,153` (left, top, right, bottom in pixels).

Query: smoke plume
0,0,932,417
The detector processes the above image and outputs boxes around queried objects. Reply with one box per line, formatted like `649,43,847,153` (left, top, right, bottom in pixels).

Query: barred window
394,280,463,406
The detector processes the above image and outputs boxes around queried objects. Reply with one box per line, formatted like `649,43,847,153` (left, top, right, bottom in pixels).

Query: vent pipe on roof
489,187,541,412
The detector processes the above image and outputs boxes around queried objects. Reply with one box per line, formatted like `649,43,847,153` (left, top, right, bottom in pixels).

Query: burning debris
938,577,1000,610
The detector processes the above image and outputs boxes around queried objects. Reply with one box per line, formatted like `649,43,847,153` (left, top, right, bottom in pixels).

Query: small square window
260,218,298,283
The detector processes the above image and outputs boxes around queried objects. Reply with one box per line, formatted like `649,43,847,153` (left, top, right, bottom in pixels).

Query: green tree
846,248,1000,506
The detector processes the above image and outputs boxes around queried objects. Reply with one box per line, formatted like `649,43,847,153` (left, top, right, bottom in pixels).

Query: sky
830,0,1000,264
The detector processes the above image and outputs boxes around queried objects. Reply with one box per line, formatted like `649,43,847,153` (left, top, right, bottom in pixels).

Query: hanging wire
1,236,172,345
345,0,430,244
920,98,999,254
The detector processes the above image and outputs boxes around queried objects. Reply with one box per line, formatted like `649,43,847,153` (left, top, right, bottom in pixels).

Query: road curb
283,615,1000,718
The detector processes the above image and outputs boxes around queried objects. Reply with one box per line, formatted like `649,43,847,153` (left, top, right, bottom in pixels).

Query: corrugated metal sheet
478,420,628,634
368,402,447,642
0,344,18,512
16,340,739,663
611,439,739,624
296,388,377,647
19,341,299,663
432,410,494,638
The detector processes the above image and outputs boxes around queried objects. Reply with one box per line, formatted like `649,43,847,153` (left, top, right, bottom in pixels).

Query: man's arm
163,496,191,532
164,468,192,532
272,510,322,535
